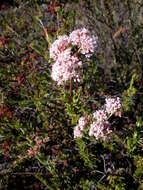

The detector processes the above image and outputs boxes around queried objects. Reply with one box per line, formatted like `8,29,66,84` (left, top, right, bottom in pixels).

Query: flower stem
70,78,72,98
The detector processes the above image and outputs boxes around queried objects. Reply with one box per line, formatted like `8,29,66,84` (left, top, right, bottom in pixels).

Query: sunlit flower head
70,28,97,58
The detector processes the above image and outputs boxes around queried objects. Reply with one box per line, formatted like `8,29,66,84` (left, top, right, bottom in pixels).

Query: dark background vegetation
0,0,143,189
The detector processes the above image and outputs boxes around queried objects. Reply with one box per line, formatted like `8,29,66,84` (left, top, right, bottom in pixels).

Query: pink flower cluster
74,116,88,138
50,28,97,85
89,120,111,140
93,109,108,122
70,28,97,58
89,109,110,139
51,48,82,85
50,35,70,61
105,97,121,117
74,97,122,140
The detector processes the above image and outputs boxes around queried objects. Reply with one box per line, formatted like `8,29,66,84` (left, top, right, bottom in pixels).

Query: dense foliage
0,0,143,189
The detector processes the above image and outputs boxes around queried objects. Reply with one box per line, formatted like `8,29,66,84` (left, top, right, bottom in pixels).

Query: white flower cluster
74,97,122,140
50,28,97,85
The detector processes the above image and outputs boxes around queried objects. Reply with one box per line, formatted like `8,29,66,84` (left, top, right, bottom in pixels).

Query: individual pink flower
27,148,36,157
73,74,81,83
35,136,42,146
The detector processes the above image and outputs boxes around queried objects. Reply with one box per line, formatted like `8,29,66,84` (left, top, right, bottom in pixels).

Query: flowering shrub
0,1,143,190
